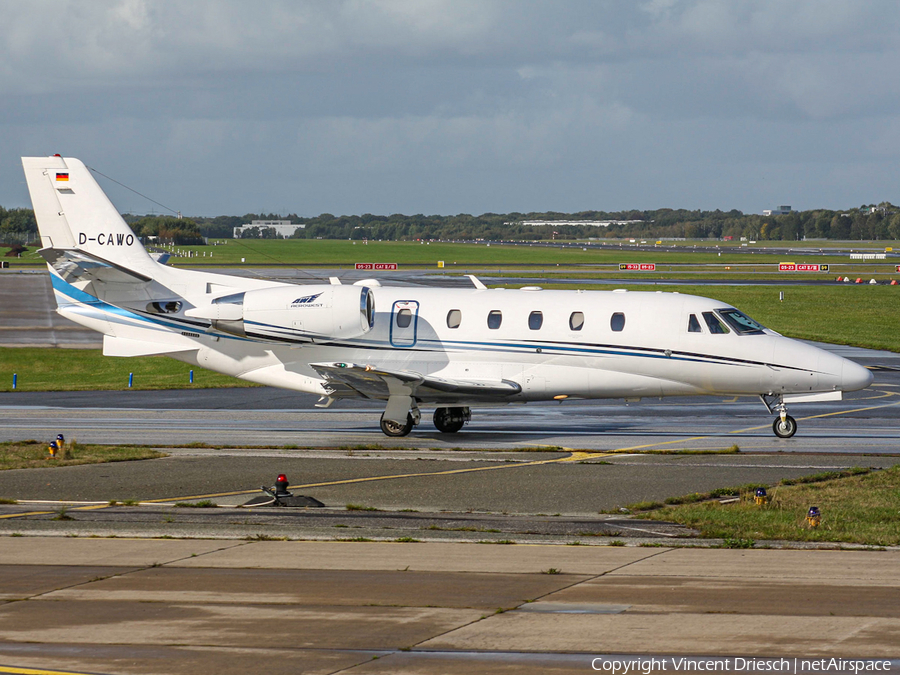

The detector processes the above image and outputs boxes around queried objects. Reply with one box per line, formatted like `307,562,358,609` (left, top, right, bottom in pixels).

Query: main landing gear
433,407,470,433
379,406,472,436
380,412,416,437
760,395,797,439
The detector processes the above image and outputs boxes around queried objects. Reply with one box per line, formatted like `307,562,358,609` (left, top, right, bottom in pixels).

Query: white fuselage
50,264,870,406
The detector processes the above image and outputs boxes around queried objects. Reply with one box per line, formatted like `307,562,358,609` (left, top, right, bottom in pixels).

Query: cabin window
447,309,462,329
569,311,584,331
396,308,412,328
528,311,543,330
610,312,625,332
702,311,729,334
718,308,766,335
688,314,702,333
487,310,503,329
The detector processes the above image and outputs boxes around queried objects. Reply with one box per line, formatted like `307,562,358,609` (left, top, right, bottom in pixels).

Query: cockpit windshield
718,308,766,335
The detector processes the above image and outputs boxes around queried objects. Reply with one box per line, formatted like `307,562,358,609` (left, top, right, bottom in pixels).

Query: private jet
22,156,873,437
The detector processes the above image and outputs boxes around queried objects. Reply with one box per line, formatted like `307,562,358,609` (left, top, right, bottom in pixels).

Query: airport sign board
779,263,828,272
619,263,656,271
356,263,398,270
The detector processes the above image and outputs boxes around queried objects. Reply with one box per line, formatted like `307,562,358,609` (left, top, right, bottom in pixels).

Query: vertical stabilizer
22,156,156,274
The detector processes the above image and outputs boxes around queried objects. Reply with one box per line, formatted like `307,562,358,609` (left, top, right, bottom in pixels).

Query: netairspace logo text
591,658,894,674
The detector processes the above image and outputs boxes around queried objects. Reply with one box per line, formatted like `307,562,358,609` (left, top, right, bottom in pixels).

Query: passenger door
390,300,419,347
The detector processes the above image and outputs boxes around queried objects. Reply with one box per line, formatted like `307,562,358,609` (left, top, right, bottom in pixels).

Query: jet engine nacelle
191,285,375,341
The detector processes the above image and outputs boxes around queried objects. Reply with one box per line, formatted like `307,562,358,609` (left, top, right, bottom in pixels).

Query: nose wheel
772,415,797,438
761,395,798,438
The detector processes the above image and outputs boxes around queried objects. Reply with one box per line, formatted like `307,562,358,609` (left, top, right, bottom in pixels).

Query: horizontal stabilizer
40,248,151,284
103,335,199,358
310,362,521,401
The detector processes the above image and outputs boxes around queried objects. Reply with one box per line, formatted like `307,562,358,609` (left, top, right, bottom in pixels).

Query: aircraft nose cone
841,359,874,392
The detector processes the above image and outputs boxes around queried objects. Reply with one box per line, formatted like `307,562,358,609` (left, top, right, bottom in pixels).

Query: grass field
5,238,899,271
638,466,900,546
0,348,252,392
0,440,165,471
166,239,900,269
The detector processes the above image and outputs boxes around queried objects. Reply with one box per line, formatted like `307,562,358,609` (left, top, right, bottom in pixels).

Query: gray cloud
2,0,899,215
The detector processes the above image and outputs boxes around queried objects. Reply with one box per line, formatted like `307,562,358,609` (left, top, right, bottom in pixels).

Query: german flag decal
56,172,69,181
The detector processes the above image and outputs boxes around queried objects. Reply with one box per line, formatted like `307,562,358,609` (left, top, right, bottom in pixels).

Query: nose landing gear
760,394,797,438
772,414,797,438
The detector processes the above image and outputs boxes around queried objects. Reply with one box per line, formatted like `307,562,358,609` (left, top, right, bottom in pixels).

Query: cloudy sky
2,0,899,217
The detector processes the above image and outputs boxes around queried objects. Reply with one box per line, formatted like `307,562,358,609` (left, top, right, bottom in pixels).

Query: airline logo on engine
291,293,324,308
78,232,135,246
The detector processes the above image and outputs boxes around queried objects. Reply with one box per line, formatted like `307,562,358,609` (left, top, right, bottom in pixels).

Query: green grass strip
0,347,255,391
0,440,165,471
641,466,900,546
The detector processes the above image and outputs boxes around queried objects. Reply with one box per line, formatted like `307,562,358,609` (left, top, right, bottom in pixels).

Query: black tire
772,415,797,439
433,407,467,433
380,413,414,437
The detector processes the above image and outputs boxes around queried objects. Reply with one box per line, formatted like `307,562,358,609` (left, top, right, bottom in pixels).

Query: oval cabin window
569,311,584,331
528,311,543,330
610,312,625,332
447,309,462,329
487,310,503,330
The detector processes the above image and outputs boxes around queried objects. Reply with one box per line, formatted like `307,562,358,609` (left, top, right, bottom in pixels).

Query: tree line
195,204,900,241
0,206,37,244
3,204,900,244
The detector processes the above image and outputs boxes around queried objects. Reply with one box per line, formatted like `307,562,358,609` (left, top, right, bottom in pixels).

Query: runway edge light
806,506,821,528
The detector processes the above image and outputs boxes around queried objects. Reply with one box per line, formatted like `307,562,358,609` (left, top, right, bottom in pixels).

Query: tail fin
22,156,156,274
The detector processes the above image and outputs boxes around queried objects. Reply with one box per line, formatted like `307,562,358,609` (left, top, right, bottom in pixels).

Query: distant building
762,205,792,216
233,220,305,238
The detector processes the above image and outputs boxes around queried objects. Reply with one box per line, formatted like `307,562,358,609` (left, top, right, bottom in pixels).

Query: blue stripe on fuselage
48,274,808,373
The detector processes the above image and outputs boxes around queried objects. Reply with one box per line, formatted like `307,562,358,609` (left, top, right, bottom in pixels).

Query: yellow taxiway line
144,451,618,503
2,392,897,514
0,666,99,675
0,511,53,520
600,391,900,454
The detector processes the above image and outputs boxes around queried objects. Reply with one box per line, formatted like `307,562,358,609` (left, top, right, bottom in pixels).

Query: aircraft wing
39,247,152,284
309,362,522,401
